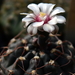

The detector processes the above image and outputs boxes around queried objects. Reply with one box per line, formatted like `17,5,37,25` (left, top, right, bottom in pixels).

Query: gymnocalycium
0,3,75,75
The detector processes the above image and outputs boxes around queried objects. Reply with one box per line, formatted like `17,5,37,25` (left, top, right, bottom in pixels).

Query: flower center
40,12,46,17
35,12,51,24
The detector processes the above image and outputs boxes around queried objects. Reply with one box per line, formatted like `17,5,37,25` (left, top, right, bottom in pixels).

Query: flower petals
26,14,35,19
22,17,34,22
52,25,59,34
24,21,31,27
32,21,44,27
48,16,57,25
27,4,40,15
27,25,37,35
56,16,66,23
47,4,55,15
50,7,65,17
21,3,66,34
38,3,48,13
33,27,37,35
27,25,33,34
54,25,59,31
20,13,28,15
43,24,55,32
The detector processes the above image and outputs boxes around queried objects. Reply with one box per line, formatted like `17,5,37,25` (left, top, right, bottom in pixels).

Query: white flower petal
27,4,40,15
27,25,37,35
50,7,65,17
48,16,57,25
38,3,49,13
27,25,33,34
56,16,66,23
47,4,55,15
54,25,59,31
32,21,44,27
22,17,34,22
20,13,28,15
43,24,55,32
32,27,37,35
51,25,59,34
38,3,44,11
38,3,55,14
24,21,32,27
26,13,35,19
38,3,43,8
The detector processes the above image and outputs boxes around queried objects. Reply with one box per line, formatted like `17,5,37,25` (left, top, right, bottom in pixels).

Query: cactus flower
21,3,66,35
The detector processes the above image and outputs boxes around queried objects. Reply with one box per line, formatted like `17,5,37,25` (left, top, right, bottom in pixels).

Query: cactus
0,2,75,75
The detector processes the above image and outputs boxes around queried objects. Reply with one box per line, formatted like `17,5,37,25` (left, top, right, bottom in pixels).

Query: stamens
40,12,46,17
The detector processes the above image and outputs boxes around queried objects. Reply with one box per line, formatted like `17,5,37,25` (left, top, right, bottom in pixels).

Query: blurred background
0,0,75,50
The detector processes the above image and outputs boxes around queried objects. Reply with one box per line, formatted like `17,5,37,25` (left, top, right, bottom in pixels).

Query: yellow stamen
40,12,46,17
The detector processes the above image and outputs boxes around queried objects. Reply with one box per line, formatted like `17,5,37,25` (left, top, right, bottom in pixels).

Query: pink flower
21,3,66,35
